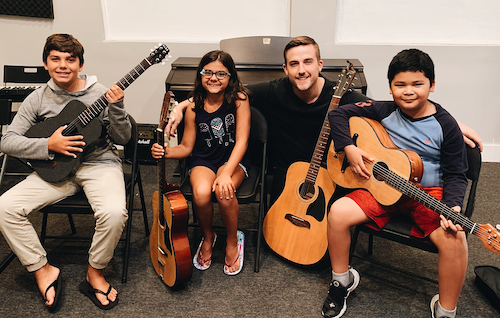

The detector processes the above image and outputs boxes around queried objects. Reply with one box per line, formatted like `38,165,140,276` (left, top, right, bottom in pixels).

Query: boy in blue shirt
323,49,468,318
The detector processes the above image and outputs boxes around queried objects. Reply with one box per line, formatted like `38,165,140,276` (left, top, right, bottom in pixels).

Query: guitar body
150,190,192,287
263,162,334,265
327,117,423,206
24,100,102,182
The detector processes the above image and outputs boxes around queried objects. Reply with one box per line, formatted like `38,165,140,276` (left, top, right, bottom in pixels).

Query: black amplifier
133,123,158,164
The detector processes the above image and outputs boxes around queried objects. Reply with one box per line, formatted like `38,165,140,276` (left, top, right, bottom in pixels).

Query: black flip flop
79,280,118,310
45,274,62,312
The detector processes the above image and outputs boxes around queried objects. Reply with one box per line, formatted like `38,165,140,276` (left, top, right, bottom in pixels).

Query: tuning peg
496,224,500,231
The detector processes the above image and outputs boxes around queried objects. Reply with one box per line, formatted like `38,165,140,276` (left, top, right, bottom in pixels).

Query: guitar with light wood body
150,92,192,287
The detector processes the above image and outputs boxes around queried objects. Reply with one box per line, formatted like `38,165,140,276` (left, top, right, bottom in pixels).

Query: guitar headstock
148,43,171,65
159,91,175,131
478,223,500,255
333,62,357,97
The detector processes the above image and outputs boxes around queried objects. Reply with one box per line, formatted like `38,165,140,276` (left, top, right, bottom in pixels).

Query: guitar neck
157,127,166,196
63,58,154,136
305,95,341,184
378,165,478,234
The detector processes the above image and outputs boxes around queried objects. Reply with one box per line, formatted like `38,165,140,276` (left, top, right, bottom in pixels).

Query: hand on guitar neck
150,142,179,192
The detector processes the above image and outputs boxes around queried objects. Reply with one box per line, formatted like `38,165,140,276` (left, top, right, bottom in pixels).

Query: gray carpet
0,158,499,318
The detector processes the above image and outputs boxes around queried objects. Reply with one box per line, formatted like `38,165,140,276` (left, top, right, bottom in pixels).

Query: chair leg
254,178,267,273
122,199,134,284
40,212,49,245
68,214,76,234
368,234,374,256
0,154,8,186
349,226,361,264
0,252,16,274
136,170,149,236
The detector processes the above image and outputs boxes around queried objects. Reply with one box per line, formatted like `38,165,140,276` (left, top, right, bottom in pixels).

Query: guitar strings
64,59,152,137
358,158,499,251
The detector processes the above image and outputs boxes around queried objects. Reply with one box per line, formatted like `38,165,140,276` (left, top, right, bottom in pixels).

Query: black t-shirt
248,76,369,171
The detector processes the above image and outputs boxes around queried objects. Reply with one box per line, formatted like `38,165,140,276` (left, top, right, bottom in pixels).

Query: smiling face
389,71,436,118
200,60,230,96
283,44,324,95
44,50,83,91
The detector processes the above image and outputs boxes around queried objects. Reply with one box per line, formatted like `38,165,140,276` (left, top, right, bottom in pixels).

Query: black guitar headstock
148,44,170,65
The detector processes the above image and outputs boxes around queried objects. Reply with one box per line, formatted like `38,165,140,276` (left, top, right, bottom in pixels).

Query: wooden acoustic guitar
23,44,170,183
327,116,500,256
150,92,192,287
263,64,357,265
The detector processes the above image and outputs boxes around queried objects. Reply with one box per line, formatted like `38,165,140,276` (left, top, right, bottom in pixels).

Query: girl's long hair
190,50,249,112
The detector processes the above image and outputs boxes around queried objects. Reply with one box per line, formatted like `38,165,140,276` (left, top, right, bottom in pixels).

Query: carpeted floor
0,157,499,317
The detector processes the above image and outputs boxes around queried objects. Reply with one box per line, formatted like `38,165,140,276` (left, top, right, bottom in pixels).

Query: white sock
436,300,456,318
332,269,351,287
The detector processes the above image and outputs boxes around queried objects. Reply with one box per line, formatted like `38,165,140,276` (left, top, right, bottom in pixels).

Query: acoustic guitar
150,91,192,287
263,64,357,265
23,44,170,183
327,116,500,256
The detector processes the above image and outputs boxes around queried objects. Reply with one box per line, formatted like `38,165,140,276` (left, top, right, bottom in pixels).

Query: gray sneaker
430,294,454,318
321,268,360,318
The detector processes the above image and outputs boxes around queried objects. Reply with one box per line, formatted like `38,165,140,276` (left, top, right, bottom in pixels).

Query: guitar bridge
285,214,311,229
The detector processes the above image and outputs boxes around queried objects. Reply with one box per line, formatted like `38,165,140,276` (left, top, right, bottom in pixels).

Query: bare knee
432,229,468,255
215,193,238,210
328,197,366,229
192,185,213,206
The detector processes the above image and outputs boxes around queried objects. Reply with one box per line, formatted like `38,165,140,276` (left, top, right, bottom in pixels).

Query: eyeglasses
200,69,231,80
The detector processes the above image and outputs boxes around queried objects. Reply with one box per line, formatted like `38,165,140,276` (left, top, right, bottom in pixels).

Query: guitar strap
82,124,108,156
83,137,110,156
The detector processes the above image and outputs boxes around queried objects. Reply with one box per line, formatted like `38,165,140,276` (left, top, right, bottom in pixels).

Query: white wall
1,0,499,161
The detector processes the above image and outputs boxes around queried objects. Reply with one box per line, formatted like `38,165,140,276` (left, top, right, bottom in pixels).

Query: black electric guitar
327,116,500,256
23,44,170,183
263,63,357,265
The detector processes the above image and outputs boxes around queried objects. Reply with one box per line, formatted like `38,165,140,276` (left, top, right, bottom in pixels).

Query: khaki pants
0,162,128,272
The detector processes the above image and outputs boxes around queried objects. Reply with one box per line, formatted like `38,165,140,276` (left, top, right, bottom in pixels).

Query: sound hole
373,162,388,181
299,181,315,200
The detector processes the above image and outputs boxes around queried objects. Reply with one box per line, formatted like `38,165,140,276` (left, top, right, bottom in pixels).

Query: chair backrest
0,99,12,126
248,106,268,169
463,142,482,218
123,115,139,163
122,115,140,191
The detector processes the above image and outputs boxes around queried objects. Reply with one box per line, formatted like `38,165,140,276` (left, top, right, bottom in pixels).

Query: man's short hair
387,48,435,85
283,36,321,64
43,34,84,66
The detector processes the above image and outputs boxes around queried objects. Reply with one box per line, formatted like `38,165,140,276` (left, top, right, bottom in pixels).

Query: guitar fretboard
374,162,478,234
302,66,356,198
63,59,153,137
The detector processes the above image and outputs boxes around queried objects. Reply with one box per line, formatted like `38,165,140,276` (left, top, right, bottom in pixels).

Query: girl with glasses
151,50,250,275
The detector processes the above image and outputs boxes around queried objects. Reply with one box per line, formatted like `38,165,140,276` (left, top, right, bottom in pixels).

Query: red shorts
346,187,443,239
